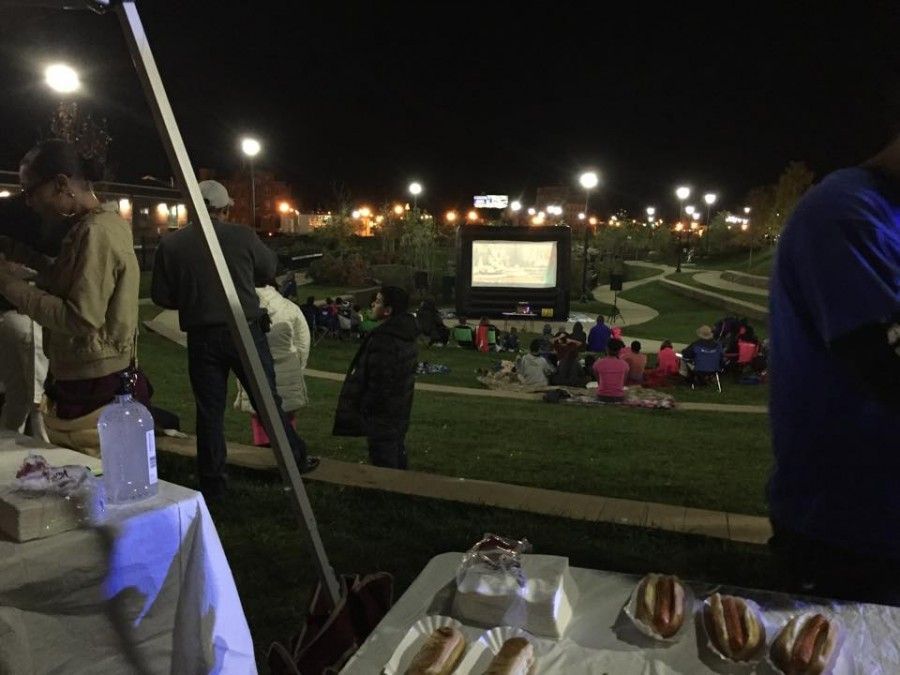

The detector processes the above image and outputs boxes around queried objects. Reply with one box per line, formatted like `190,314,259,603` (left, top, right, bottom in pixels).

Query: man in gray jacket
152,180,318,500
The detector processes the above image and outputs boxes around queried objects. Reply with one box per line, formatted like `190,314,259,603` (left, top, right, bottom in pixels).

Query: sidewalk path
693,271,769,297
591,261,673,328
156,434,772,545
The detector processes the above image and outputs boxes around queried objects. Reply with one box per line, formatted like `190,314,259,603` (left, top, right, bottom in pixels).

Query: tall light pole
241,137,261,226
408,181,423,209
578,170,599,303
703,192,717,253
646,206,656,222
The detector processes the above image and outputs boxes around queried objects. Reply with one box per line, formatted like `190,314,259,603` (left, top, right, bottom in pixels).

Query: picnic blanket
416,362,450,375
564,386,676,409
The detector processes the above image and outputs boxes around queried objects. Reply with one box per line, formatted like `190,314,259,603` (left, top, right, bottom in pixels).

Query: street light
744,206,751,215
241,137,261,226
527,207,536,216
45,63,80,94
408,181,423,208
685,205,696,216
510,200,522,212
392,204,404,216
446,210,458,223
675,185,690,225
578,170,600,302
646,206,656,219
467,209,478,222
0,190,11,199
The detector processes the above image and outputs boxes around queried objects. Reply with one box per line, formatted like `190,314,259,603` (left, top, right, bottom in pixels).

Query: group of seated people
299,296,372,339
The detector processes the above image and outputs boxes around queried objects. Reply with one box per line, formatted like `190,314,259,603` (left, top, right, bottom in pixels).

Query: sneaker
297,456,320,474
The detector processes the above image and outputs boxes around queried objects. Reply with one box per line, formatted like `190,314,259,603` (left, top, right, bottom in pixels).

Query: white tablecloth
342,552,900,674
0,432,257,674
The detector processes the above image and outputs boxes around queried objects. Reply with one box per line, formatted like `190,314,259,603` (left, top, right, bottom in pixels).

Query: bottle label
146,430,158,484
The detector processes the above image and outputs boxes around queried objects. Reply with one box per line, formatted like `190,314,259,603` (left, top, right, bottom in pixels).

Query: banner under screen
471,240,558,288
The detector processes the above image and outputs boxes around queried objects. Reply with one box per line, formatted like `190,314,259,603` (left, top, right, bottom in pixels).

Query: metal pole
580,191,590,303
249,157,256,228
114,0,341,608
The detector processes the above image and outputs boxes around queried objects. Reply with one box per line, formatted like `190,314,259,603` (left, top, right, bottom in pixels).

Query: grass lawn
620,282,769,344
141,325,771,516
294,283,372,302
668,272,769,306
624,262,664,281
693,247,775,276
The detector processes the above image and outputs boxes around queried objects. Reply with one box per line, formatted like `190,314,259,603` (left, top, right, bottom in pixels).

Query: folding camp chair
690,344,725,392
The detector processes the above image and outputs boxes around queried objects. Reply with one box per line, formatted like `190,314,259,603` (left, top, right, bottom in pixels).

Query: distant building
535,185,585,224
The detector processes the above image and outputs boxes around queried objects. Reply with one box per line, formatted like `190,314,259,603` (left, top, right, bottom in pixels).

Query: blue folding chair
691,344,724,392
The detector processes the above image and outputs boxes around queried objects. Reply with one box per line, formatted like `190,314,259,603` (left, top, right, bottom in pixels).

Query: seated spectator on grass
475,316,492,352
587,315,611,353
622,340,648,384
300,296,317,332
656,340,679,376
453,317,475,348
416,298,450,346
516,338,556,387
592,338,629,402
571,321,587,347
682,325,723,382
499,326,520,352
550,332,586,386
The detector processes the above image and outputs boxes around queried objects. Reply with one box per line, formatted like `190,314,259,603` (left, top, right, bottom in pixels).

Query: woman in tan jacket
0,140,147,450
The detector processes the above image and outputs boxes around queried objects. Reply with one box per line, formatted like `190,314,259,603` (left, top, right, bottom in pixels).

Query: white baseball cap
199,180,234,209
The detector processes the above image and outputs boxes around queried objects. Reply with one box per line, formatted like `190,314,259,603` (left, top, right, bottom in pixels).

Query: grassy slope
619,282,769,344
668,272,769,306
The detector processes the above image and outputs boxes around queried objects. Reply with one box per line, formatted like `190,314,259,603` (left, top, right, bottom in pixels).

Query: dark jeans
367,435,408,470
187,323,308,498
769,522,900,606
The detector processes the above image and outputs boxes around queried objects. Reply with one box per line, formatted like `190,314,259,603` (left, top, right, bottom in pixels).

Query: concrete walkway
693,270,769,297
591,262,670,328
156,434,772,545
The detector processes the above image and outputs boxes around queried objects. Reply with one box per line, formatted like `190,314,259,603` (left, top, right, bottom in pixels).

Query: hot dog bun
705,593,764,661
405,626,466,675
635,573,686,638
770,613,839,675
482,637,535,675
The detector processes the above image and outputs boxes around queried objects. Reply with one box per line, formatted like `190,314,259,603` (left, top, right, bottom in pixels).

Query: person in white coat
235,284,310,432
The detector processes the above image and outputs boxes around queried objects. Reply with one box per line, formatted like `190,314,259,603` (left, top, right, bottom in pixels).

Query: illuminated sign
473,195,509,209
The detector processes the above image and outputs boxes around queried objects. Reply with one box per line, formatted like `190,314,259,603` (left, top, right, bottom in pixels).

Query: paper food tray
623,576,695,643
699,595,769,666
455,625,552,673
766,612,844,675
383,615,475,675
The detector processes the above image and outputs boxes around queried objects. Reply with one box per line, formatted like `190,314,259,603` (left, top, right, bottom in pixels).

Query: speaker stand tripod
607,291,624,324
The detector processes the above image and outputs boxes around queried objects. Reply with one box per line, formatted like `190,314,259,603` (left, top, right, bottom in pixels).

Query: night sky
0,1,897,214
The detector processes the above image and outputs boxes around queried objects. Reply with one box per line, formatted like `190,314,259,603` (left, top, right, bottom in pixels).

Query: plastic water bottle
97,372,158,505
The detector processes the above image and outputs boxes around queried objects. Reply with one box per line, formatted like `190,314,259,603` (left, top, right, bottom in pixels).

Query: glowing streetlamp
241,137,261,226
578,213,586,220
278,201,291,214
446,210,457,223
408,181,423,208
467,209,478,222
510,200,522,212
392,204,404,216
527,207,536,216
744,206,751,214
351,210,361,219
359,206,371,218
675,185,690,225
0,190,11,199
646,206,656,219
45,63,81,94
685,205,696,216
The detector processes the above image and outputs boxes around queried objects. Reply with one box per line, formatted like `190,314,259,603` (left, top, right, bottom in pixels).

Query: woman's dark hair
607,339,625,356
661,340,673,350
20,139,104,184
631,340,641,353
529,338,542,354
573,321,584,333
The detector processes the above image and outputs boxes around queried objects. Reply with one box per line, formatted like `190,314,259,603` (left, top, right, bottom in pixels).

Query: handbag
268,572,394,675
